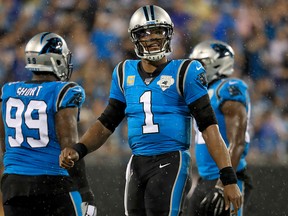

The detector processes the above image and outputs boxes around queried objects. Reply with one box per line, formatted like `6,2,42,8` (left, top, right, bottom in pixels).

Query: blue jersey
1,81,85,176
194,78,251,180
110,59,208,156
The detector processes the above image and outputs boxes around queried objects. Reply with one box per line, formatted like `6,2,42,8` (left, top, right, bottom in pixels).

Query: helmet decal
142,5,155,21
39,37,63,55
211,43,234,58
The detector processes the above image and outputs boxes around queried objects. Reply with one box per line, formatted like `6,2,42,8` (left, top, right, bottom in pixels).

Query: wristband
72,143,88,160
219,166,237,186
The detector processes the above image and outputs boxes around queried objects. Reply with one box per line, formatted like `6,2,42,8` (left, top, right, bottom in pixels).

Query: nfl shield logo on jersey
157,75,174,91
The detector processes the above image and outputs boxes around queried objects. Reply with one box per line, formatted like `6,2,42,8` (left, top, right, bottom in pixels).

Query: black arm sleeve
98,98,126,132
188,94,218,132
68,159,96,205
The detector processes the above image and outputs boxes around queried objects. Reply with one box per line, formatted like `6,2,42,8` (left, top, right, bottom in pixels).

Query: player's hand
223,184,242,216
81,202,97,216
59,147,79,169
200,187,229,216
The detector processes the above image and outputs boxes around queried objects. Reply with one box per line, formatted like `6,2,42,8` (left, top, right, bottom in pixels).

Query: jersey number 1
140,91,159,134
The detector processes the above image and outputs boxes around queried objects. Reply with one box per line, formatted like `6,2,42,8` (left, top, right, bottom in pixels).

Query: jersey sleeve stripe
216,79,230,100
0,85,4,102
177,59,192,97
117,61,125,94
56,82,77,111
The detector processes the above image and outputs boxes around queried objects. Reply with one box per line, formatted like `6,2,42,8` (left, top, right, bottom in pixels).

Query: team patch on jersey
198,72,208,86
67,93,83,106
228,85,242,96
127,76,135,86
157,75,174,91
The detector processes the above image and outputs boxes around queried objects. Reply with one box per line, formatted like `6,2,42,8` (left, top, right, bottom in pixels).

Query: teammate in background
0,32,96,216
189,40,253,216
59,5,242,216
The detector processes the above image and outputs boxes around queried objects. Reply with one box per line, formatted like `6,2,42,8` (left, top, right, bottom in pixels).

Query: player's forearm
229,142,245,169
80,120,112,153
202,124,232,169
226,123,247,169
223,100,247,169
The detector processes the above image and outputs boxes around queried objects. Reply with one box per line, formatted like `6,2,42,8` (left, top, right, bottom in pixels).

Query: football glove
199,187,229,216
81,202,97,216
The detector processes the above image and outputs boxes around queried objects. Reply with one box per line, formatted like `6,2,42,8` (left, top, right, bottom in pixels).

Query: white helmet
25,32,73,81
189,40,234,82
128,5,174,61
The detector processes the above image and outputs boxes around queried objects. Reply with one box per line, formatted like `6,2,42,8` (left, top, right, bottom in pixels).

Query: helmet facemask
131,25,173,61
50,51,73,81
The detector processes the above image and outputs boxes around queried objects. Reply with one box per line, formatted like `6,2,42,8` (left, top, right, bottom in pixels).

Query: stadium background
0,0,288,215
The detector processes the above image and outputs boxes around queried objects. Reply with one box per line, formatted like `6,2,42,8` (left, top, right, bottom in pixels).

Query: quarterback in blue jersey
0,32,96,216
189,40,253,216
60,5,242,216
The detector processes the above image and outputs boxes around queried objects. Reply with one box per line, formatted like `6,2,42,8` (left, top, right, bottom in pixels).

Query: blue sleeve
109,63,126,103
183,60,208,105
217,78,248,106
59,84,86,109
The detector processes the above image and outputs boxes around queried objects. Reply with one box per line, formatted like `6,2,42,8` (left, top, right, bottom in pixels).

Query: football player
189,40,253,216
0,32,96,216
60,5,242,216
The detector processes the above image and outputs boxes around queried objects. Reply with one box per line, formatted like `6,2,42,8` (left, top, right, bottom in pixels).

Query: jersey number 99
5,98,49,148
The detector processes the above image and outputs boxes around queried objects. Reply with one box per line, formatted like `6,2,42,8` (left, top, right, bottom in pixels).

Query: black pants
1,174,81,216
3,193,80,216
124,151,192,216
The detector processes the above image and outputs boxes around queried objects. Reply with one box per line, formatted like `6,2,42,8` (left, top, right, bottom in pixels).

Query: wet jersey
1,81,85,176
194,78,251,180
110,59,208,156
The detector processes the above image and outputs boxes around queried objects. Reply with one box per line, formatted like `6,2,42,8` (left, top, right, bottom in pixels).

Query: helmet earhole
56,60,61,65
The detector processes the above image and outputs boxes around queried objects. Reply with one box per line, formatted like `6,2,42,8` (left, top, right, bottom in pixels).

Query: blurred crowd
0,0,287,164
